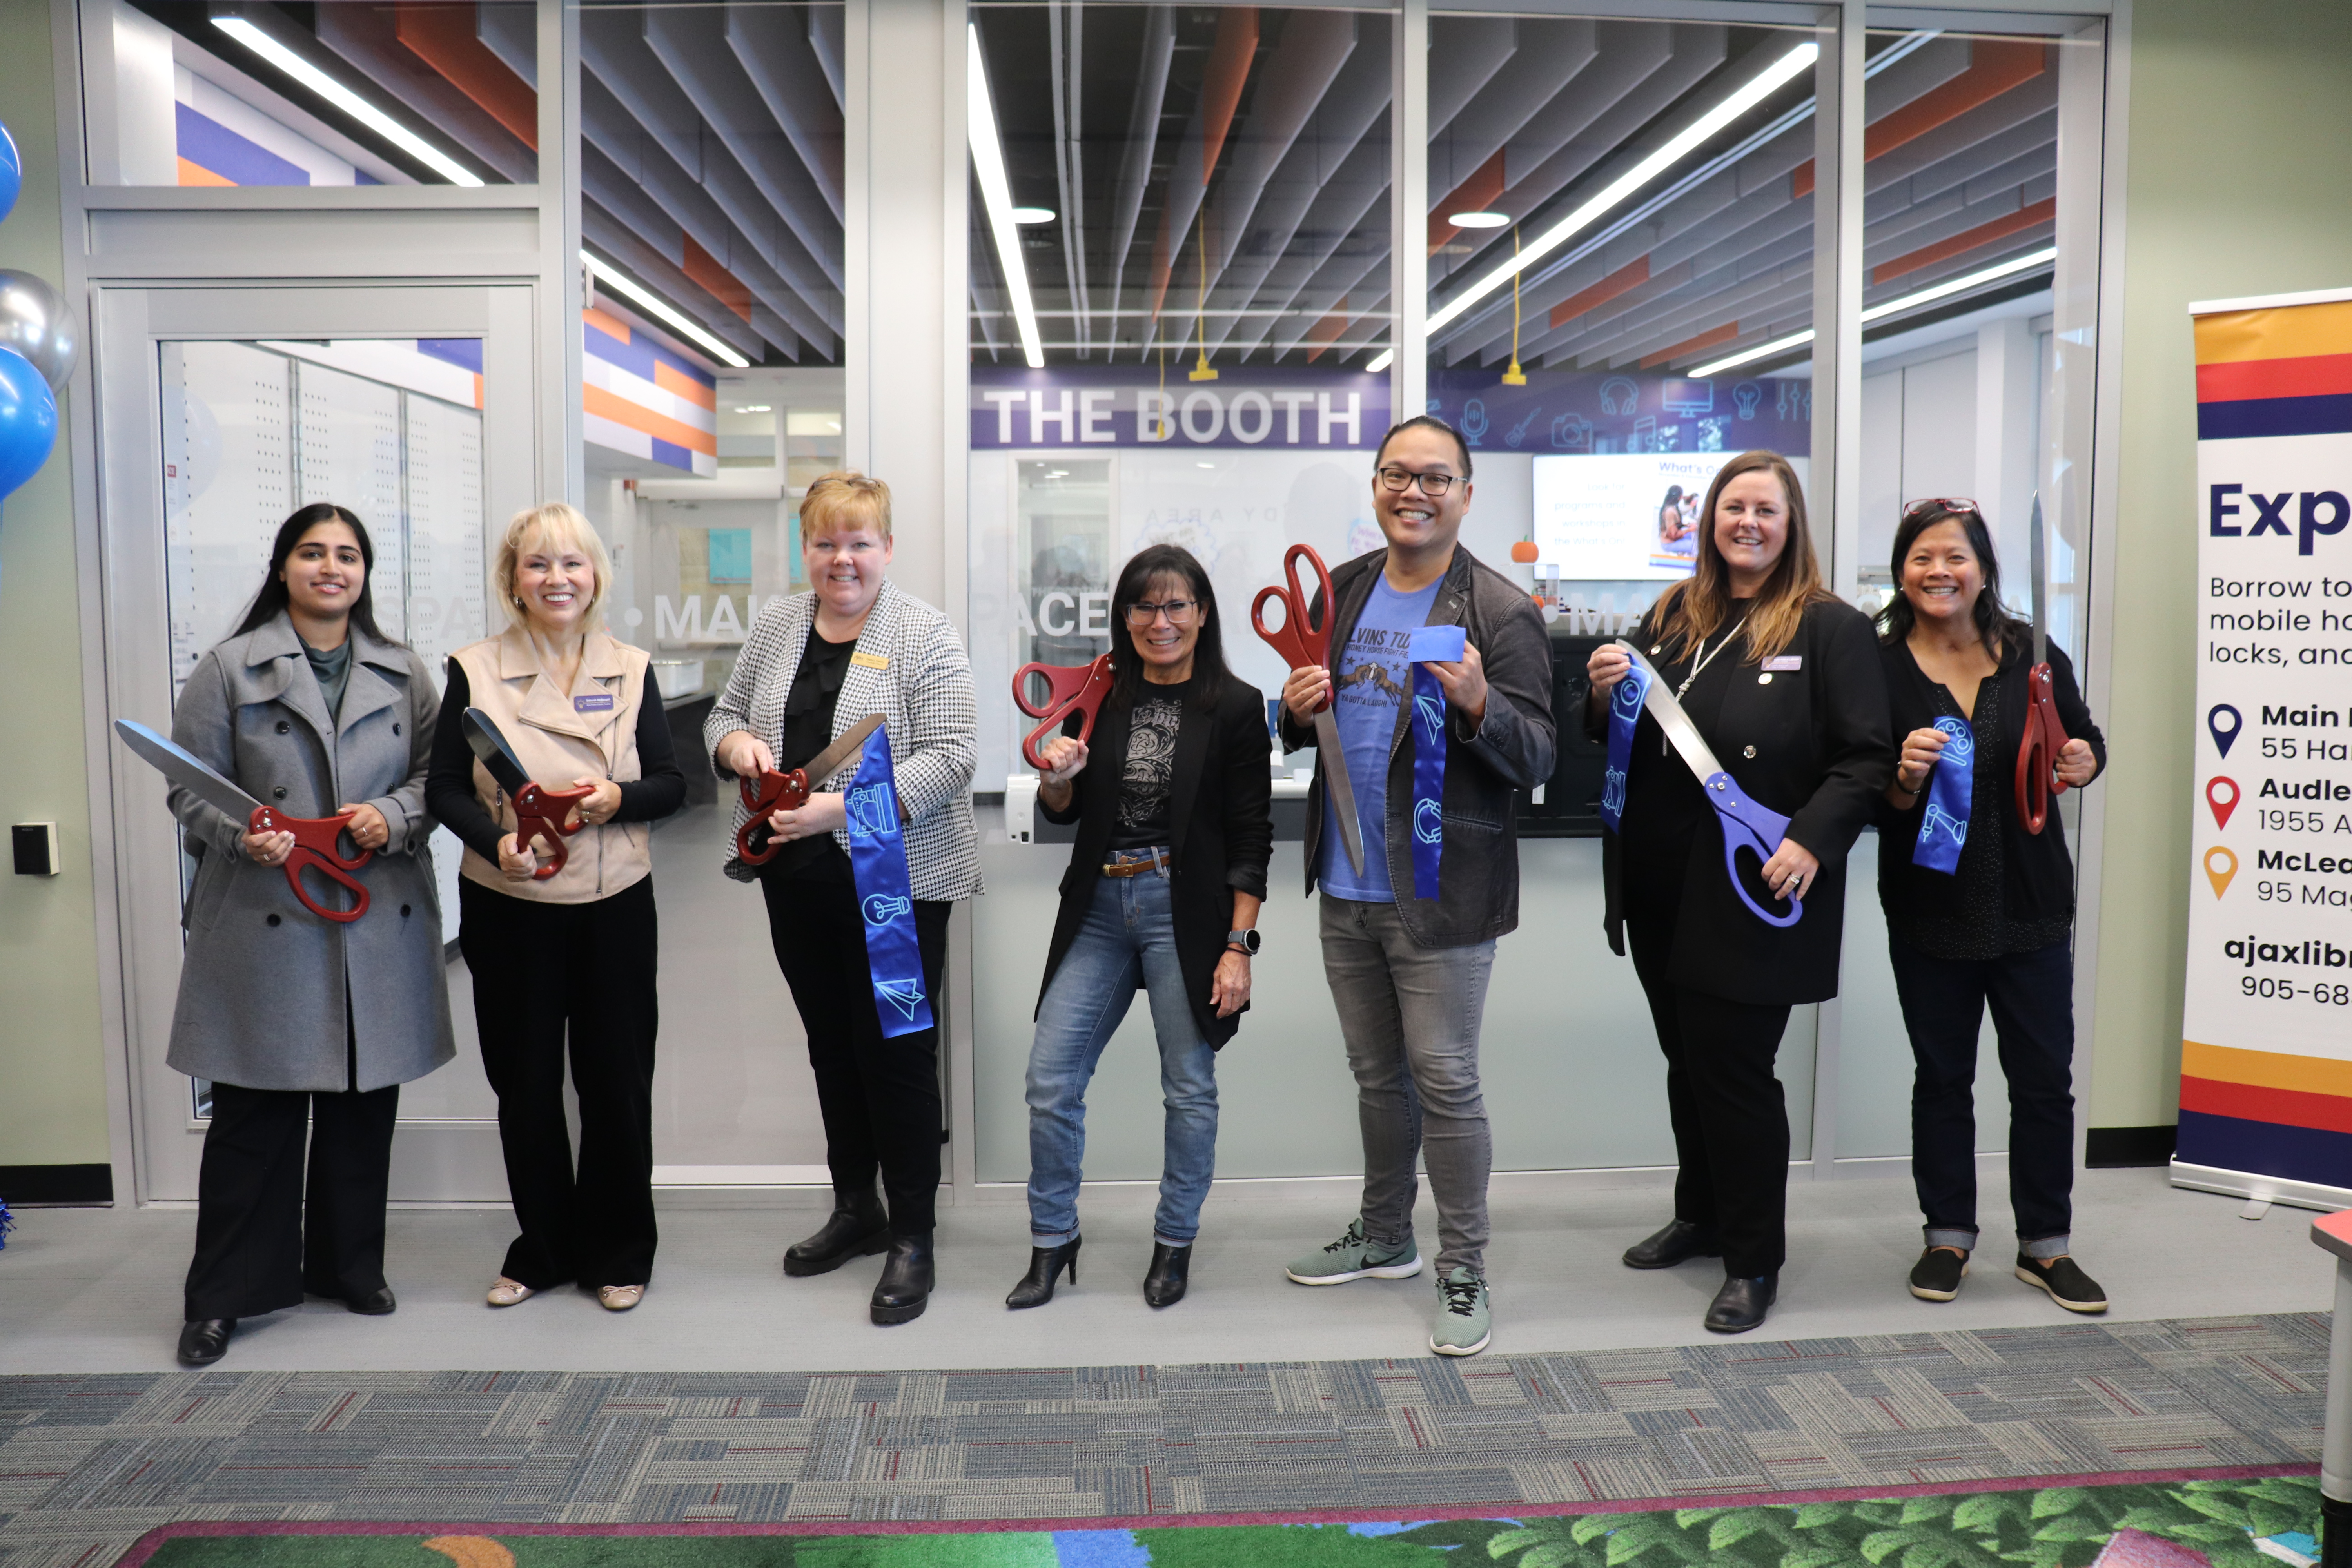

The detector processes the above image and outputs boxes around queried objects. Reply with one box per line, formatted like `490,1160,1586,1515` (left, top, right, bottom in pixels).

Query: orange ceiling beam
1640,321,1739,369
1147,8,1260,325
1873,195,2055,283
1548,254,1651,330
1304,296,1350,364
394,1,537,150
1428,149,1506,257
1791,38,2047,200
681,235,756,325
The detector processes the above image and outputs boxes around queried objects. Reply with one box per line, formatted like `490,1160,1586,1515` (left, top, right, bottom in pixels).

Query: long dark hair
232,503,394,642
1875,501,2025,661
1652,449,1831,664
1107,544,1227,709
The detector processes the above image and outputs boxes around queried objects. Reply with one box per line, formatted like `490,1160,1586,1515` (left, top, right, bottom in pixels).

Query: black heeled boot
869,1234,934,1325
785,1187,891,1277
1143,1242,1191,1308
1005,1237,1082,1310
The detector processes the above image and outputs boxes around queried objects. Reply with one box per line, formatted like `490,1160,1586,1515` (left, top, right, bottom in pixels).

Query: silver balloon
0,269,80,393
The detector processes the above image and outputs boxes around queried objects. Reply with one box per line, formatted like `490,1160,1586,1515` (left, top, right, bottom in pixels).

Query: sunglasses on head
1903,497,1981,520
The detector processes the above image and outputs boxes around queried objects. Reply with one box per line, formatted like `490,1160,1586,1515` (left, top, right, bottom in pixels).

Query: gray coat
165,614,456,1093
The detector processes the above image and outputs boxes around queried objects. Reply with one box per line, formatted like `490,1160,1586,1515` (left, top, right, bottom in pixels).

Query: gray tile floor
0,1169,2330,1375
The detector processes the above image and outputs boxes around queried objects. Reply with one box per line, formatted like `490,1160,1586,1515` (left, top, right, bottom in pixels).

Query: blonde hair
1651,450,1834,666
800,470,893,540
495,502,615,632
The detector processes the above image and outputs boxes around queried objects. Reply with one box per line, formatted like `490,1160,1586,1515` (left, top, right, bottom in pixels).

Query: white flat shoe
597,1285,644,1312
486,1277,535,1307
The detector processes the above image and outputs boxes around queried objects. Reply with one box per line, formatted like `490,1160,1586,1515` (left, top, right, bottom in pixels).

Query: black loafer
2015,1252,2108,1313
177,1318,235,1365
1143,1242,1192,1308
1909,1248,1967,1302
870,1234,934,1326
1006,1238,1081,1310
1622,1219,1722,1270
344,1285,397,1316
785,1199,892,1278
1704,1274,1777,1334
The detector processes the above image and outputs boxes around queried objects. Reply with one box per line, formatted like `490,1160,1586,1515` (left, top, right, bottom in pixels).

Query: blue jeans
1025,852,1220,1248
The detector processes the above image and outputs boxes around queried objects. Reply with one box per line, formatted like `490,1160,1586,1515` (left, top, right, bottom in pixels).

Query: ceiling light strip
582,251,752,369
1688,246,2057,376
211,16,485,188
967,24,1046,370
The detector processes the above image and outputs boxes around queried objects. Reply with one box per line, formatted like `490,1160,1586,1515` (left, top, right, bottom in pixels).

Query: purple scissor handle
1702,772,1802,928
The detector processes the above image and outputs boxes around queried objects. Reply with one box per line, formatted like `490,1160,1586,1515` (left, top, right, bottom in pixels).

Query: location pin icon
2208,704,2243,757
2204,846,2238,898
2207,775,2240,830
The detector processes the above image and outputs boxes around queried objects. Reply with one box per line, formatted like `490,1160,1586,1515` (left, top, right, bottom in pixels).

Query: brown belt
1100,849,1169,878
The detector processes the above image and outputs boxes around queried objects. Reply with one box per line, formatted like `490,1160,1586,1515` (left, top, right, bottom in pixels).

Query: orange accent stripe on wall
177,158,235,188
1873,197,2055,283
1550,255,1651,330
583,306,637,344
1641,321,1738,369
2181,1075,2352,1136
652,361,718,410
583,385,719,456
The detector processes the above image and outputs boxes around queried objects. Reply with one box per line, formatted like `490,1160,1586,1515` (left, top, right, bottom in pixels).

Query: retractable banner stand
2176,287,2352,1209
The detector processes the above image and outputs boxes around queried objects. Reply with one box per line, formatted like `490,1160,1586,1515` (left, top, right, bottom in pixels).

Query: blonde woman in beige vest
424,503,686,1313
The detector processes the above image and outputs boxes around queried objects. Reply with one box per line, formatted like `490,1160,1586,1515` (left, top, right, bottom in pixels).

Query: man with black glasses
1277,414,1555,1356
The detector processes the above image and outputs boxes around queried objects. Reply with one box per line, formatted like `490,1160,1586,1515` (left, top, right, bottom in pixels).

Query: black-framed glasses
1124,599,1200,626
1903,496,1980,519
1376,466,1459,497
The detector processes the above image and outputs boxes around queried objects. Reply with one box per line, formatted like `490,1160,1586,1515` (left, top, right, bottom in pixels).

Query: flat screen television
1528,452,1735,581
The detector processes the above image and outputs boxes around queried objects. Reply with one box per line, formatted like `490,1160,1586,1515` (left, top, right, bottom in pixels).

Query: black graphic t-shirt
1108,677,1194,851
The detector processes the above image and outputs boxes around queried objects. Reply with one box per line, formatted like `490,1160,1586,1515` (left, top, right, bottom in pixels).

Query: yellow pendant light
1501,224,1527,386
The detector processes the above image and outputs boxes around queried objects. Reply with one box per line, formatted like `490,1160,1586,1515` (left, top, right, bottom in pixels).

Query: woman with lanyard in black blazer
1586,450,1892,1334
1876,500,2107,1313
1011,543,1272,1311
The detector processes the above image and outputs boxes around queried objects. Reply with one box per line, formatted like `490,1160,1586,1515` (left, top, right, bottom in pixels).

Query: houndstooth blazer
704,578,984,900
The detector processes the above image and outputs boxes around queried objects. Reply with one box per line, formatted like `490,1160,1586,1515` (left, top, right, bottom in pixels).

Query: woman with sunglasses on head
1586,450,1892,1335
708,472,981,1328
167,503,453,1366
1010,544,1273,1312
1876,500,2107,1313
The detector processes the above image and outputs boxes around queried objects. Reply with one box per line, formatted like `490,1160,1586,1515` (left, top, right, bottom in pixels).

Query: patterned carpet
0,1313,2323,1568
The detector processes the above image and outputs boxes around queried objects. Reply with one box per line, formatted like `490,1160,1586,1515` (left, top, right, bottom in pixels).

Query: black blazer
1601,596,1894,1005
1035,676,1274,1048
1876,636,2105,927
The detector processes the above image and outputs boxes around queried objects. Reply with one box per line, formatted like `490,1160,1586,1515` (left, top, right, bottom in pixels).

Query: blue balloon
0,120,18,227
0,346,58,499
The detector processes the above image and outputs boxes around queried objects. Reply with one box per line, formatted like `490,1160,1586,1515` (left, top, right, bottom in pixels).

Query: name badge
851,651,891,671
1762,655,1803,672
574,692,615,712
1407,625,1467,662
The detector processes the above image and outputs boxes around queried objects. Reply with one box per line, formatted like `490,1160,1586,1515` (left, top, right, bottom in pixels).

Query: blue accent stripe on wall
584,319,658,384
650,437,694,471
417,339,484,374
2196,392,2352,441
174,102,309,187
2176,1107,2352,1188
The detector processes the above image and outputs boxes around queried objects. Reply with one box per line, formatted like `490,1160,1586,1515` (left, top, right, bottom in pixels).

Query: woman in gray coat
166,503,453,1367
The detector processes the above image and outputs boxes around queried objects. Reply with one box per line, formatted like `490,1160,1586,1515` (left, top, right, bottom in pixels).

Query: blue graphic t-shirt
1319,573,1443,900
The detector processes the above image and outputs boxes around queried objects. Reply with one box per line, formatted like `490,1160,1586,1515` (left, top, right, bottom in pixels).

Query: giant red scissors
1013,653,1116,774
735,712,887,866
461,709,598,880
1252,543,1366,875
2014,494,2071,835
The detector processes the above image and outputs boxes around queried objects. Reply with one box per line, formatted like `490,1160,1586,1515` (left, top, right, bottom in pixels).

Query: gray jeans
1320,894,1497,1277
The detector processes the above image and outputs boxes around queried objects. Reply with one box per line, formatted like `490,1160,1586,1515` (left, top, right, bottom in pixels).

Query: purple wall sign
972,367,1390,451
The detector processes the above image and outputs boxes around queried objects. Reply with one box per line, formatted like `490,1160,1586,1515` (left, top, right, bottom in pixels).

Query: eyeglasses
1903,497,1980,519
1376,466,1459,497
1124,599,1200,626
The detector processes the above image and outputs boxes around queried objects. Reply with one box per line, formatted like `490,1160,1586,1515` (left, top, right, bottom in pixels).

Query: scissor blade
461,708,534,796
1312,710,1367,875
115,719,265,822
2027,491,2049,667
802,713,886,788
1621,643,1732,783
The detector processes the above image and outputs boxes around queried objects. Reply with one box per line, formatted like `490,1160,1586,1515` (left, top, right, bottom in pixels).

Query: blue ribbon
842,724,933,1037
1911,715,1975,874
1405,625,1463,902
1599,657,1652,834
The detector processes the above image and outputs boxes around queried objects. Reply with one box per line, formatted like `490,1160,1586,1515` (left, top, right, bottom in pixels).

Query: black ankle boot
1143,1242,1191,1308
1621,1219,1722,1270
870,1234,934,1325
784,1191,891,1277
177,1318,234,1365
1704,1273,1778,1334
1005,1237,1081,1310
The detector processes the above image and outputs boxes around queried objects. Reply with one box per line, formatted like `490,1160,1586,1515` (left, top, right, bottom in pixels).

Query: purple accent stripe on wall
175,102,309,187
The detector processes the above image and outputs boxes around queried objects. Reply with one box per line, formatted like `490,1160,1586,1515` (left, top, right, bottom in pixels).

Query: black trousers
184,1079,399,1321
459,876,660,1290
759,868,949,1236
1888,933,2076,1246
1627,913,1795,1278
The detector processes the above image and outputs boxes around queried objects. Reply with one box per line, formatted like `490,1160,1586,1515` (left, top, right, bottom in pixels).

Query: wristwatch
1226,928,1261,956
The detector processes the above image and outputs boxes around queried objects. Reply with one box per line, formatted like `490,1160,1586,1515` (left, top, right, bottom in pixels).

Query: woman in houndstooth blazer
706,473,982,1327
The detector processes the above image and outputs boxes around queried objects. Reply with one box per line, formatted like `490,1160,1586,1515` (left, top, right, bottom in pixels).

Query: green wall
2089,0,2352,1129
0,0,112,1168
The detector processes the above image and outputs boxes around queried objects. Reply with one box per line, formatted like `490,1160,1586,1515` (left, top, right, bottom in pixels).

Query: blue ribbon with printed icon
1406,625,1465,901
1598,655,1652,835
1911,715,1975,874
840,724,933,1037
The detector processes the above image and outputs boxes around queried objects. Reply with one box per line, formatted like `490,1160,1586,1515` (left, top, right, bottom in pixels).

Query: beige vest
452,626,653,904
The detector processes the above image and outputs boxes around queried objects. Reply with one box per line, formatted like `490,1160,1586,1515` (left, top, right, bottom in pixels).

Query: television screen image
1528,453,1734,581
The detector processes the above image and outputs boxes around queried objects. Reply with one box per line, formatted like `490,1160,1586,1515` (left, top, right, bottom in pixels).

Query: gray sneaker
1285,1219,1423,1285
1430,1267,1491,1356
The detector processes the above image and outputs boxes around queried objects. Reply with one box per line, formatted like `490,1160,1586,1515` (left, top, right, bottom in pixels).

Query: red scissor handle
1012,653,1116,773
2013,661,2071,836
249,806,372,924
1252,542,1338,712
735,767,818,866
511,781,596,880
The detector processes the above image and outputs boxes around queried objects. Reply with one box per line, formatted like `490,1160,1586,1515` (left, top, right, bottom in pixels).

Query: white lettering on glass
1229,390,1272,444
1080,389,1116,443
1030,388,1074,444
1180,390,1225,443
1038,590,1077,637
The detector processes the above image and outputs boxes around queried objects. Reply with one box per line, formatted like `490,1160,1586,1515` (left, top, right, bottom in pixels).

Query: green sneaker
1284,1219,1423,1285
1429,1267,1491,1357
